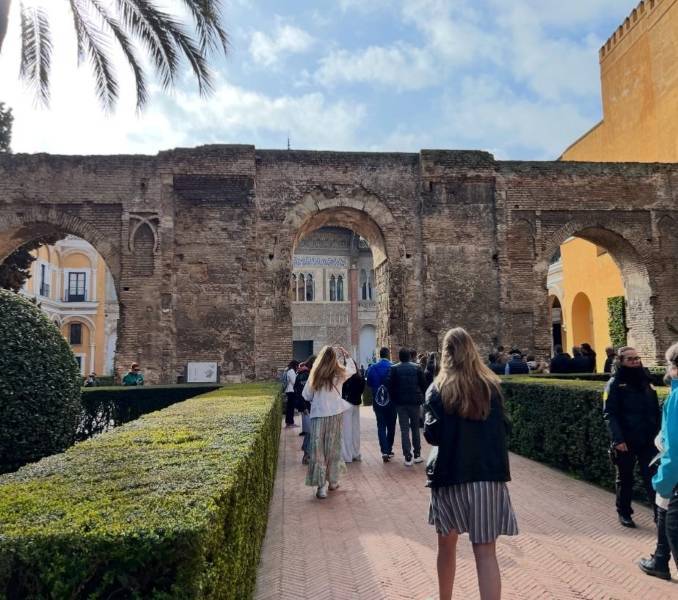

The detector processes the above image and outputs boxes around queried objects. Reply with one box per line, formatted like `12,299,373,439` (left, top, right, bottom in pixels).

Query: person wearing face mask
639,342,678,580
603,347,661,528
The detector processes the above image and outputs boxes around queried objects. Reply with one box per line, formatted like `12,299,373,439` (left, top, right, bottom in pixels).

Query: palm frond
86,0,148,110
19,2,52,106
69,0,119,112
179,0,229,54
166,20,212,96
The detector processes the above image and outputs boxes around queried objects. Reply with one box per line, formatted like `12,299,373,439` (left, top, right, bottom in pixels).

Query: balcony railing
66,292,87,302
39,283,50,297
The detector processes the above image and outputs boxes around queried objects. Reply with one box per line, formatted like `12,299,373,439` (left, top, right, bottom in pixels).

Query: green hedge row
502,377,669,492
78,384,223,440
527,371,667,387
0,383,280,599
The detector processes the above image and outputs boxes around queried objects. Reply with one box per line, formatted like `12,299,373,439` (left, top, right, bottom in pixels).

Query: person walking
366,347,396,462
425,327,518,600
387,347,427,466
640,342,678,579
341,357,364,463
294,356,316,464
301,346,355,499
604,346,661,527
283,360,299,428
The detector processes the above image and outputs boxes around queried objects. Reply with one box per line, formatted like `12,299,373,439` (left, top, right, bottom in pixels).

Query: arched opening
0,225,121,379
548,295,563,350
571,292,594,350
290,206,390,363
545,226,653,369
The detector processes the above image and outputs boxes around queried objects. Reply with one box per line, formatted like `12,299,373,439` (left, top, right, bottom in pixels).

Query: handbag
425,446,438,488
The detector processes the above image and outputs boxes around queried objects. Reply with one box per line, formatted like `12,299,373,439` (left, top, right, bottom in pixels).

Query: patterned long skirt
305,413,346,487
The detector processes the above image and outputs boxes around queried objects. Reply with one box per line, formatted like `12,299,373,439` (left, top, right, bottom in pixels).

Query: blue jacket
653,387,678,498
366,358,392,393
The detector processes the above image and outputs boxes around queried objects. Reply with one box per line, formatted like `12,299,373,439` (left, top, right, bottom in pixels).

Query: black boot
638,556,671,580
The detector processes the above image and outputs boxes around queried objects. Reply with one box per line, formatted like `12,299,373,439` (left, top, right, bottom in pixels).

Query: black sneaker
382,454,390,463
639,556,671,580
404,454,413,466
388,451,395,457
619,515,636,528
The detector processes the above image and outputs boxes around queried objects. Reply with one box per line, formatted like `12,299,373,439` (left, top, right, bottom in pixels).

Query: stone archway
536,222,656,363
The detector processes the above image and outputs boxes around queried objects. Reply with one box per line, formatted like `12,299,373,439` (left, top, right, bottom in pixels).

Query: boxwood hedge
0,383,280,599
78,384,223,440
502,377,669,491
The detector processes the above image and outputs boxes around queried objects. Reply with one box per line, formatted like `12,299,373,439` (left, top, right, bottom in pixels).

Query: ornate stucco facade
292,227,376,368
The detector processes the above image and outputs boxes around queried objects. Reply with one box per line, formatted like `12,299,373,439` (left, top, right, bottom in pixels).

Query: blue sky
0,0,640,159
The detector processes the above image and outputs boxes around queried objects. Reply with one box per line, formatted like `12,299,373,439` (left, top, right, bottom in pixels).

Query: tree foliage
607,296,628,349
0,1,229,111
0,235,60,292
0,101,11,152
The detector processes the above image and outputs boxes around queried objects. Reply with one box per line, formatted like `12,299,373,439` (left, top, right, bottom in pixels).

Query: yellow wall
560,238,625,371
562,0,678,162
26,241,115,376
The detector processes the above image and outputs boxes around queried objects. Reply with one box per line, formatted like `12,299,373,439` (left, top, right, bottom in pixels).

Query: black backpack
294,370,311,411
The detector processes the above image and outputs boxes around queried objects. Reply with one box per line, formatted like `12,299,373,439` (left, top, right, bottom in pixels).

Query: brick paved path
254,408,676,600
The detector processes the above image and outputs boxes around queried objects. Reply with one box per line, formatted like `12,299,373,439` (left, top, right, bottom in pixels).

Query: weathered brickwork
1,146,676,382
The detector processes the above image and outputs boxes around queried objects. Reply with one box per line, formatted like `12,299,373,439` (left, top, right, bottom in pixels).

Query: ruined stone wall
1,146,677,382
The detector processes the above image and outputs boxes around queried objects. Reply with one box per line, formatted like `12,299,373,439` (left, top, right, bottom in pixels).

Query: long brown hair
308,345,346,392
434,327,502,419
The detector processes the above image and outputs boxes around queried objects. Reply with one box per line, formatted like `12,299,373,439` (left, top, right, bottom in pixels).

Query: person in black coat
424,327,517,600
386,347,427,465
603,346,615,374
571,346,591,373
504,350,529,375
603,346,661,528
549,345,572,374
581,343,597,373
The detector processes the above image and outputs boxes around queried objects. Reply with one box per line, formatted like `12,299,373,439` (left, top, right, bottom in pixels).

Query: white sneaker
404,456,413,467
328,482,340,491
316,483,328,499
413,456,423,464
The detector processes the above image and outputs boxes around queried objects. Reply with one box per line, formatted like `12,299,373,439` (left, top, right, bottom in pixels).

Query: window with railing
67,272,87,302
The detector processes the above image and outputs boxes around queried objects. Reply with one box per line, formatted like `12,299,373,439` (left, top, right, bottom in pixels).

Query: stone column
349,263,359,358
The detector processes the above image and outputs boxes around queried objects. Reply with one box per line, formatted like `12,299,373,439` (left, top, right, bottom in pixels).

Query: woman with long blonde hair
301,345,356,499
424,327,518,600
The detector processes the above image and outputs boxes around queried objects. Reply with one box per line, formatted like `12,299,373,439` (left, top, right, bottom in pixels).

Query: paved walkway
254,408,676,600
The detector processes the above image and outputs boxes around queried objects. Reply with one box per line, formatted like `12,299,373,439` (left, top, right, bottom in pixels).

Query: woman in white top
284,360,299,427
302,345,356,499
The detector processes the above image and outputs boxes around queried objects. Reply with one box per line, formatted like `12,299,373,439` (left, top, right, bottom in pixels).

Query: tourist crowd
281,336,678,599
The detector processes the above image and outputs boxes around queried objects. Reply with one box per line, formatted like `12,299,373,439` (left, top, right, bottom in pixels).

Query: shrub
502,377,668,491
78,383,222,440
0,383,280,599
0,290,81,474
607,295,628,348
527,371,666,386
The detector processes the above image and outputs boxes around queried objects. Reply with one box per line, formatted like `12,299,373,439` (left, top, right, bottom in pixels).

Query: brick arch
535,219,656,363
0,208,121,293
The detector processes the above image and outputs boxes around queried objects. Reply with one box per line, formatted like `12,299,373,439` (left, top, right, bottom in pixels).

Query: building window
297,273,305,301
368,270,374,300
290,273,297,300
39,263,50,297
74,355,83,375
329,275,336,302
67,272,87,302
337,275,344,301
306,274,314,301
70,323,83,345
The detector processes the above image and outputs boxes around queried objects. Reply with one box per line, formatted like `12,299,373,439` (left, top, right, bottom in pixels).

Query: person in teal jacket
641,343,678,580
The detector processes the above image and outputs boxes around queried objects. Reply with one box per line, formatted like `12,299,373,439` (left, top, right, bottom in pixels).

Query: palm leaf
179,0,229,53
69,0,119,111
19,2,52,106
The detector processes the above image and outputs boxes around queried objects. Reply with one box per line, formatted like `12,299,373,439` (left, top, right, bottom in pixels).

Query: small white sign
187,362,219,383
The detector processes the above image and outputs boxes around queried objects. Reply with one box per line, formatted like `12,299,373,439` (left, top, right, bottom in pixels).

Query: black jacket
386,361,427,406
603,356,615,374
342,372,365,406
424,385,511,487
603,367,660,448
571,355,592,373
505,357,529,375
550,353,572,374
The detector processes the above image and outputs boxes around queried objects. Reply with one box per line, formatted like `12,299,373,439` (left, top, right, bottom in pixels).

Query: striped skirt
305,413,346,487
428,481,518,544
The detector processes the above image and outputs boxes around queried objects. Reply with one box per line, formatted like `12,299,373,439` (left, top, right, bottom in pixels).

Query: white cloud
249,23,314,67
315,43,437,90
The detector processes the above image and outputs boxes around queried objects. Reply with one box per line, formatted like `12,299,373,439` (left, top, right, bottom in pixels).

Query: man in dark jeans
387,347,427,466
366,347,396,462
604,346,661,528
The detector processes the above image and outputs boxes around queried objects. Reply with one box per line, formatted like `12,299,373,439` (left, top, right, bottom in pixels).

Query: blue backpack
374,384,390,407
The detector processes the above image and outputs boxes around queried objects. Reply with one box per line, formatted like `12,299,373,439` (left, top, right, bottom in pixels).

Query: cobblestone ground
254,408,676,600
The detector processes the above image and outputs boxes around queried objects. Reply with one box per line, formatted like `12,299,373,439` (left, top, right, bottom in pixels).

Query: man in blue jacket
366,347,396,462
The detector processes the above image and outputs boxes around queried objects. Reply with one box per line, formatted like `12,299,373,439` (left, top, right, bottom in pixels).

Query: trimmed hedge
78,384,223,440
527,371,667,387
0,290,81,474
0,383,280,599
502,377,669,491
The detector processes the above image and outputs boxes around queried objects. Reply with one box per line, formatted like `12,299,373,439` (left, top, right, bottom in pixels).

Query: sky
0,0,641,159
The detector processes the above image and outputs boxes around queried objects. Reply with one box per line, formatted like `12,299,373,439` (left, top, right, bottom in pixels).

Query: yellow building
561,0,678,162
548,239,625,372
21,236,119,377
